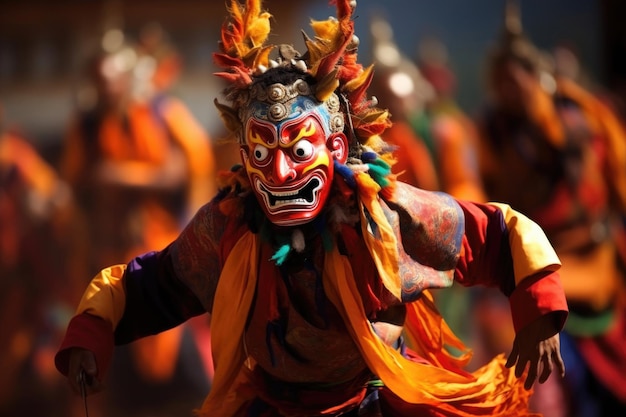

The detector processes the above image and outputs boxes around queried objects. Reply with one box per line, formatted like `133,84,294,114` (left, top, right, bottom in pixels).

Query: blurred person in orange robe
476,2,626,416
367,14,439,192
0,104,83,417
415,36,486,203
58,28,215,417
367,14,486,203
136,21,242,176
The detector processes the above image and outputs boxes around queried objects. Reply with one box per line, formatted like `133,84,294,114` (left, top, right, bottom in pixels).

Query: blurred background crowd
1,0,626,416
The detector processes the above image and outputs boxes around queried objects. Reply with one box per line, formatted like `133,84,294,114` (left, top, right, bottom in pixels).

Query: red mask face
241,102,348,226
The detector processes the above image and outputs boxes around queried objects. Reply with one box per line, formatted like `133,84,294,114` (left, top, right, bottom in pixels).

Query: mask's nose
271,149,297,184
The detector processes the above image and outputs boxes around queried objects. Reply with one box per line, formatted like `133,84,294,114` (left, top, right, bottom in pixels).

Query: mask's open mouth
256,176,323,211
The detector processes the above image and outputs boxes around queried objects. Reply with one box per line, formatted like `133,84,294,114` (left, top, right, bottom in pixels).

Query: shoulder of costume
383,182,464,267
387,182,463,224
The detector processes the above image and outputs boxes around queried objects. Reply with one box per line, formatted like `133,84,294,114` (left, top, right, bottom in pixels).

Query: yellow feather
225,0,272,63
251,45,274,68
242,45,270,68
310,19,340,41
244,0,261,28
363,134,389,154
248,11,272,47
230,0,243,23
306,18,342,73
304,39,329,70
344,64,373,93
315,69,340,102
358,109,389,125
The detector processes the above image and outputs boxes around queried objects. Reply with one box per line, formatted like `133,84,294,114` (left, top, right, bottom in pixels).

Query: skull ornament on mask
239,73,348,226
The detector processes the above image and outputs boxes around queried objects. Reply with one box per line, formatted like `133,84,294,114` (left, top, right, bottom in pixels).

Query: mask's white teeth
273,198,308,207
272,189,298,197
255,176,324,211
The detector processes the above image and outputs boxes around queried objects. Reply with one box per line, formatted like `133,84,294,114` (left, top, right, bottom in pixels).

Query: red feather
213,53,244,69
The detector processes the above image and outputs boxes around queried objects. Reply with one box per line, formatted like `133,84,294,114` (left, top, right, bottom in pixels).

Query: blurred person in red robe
476,2,626,416
0,104,83,417
58,28,215,417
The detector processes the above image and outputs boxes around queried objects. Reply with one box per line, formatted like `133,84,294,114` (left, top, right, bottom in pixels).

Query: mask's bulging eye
292,140,314,161
253,144,270,162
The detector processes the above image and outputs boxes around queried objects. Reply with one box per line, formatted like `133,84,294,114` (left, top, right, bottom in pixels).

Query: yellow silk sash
198,231,259,417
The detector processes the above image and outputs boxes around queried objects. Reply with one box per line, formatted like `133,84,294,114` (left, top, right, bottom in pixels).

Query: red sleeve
54,313,115,379
455,199,568,332
454,199,515,293
509,271,569,333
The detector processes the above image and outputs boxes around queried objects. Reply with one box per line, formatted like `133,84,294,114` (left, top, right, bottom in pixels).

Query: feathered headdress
213,0,393,164
212,0,400,270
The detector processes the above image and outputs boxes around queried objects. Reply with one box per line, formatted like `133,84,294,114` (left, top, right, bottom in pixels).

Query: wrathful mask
239,76,348,226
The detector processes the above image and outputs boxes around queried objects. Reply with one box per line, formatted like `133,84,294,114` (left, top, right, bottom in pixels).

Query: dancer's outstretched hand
505,314,566,390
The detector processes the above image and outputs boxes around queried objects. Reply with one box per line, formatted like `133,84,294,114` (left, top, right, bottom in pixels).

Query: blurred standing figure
0,105,79,417
61,28,216,269
415,36,486,203
367,14,439,191
368,15,486,202
59,28,215,416
476,2,626,416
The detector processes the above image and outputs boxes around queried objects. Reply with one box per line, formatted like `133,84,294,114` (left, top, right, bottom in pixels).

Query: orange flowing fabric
198,231,260,417
200,226,534,417
323,245,534,416
354,173,401,300
403,290,473,372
